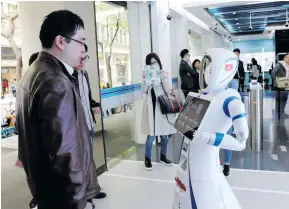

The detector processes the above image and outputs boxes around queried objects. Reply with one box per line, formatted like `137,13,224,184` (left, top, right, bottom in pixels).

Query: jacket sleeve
271,63,280,80
38,78,86,208
182,63,196,78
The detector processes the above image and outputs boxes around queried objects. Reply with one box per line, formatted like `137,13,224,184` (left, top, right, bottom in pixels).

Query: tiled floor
92,160,289,209
2,91,289,208
129,94,289,172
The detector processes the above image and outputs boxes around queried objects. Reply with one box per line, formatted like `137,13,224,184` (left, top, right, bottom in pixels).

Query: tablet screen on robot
174,95,210,140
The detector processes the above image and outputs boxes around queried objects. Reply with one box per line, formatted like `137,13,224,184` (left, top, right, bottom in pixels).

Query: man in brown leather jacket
16,10,99,209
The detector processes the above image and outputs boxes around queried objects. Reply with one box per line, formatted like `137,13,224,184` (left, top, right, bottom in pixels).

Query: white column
127,2,151,144
151,0,172,88
18,1,63,71
201,31,215,53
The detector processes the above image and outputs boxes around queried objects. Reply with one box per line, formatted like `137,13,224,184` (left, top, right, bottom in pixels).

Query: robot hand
193,131,213,144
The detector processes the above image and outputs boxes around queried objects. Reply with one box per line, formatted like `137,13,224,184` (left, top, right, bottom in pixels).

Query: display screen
174,95,210,140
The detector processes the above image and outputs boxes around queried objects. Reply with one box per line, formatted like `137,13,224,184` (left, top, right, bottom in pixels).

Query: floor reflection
129,91,289,172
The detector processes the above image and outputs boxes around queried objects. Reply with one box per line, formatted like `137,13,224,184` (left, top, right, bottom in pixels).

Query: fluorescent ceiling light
233,12,236,14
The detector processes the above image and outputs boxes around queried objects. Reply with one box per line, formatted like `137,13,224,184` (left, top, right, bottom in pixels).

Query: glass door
94,1,138,169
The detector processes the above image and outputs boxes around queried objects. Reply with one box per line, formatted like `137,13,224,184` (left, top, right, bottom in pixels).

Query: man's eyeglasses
81,55,90,62
65,36,85,46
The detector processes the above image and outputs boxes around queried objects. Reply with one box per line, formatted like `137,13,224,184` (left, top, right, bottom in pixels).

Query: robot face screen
199,55,212,89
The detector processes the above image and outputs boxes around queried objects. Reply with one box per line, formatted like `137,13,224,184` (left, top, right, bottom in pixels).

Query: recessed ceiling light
238,26,241,28
252,13,254,15
238,39,241,41
235,19,238,20
237,23,239,25
233,12,236,14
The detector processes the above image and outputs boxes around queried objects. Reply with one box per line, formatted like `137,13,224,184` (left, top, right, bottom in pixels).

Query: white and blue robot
173,48,249,209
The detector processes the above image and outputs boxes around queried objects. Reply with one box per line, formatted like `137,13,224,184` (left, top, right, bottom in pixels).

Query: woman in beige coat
141,53,177,170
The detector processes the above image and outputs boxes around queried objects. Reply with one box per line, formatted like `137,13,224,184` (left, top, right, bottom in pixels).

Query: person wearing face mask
179,49,198,98
141,53,176,170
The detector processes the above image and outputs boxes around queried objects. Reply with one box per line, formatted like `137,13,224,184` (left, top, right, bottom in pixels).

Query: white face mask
150,63,160,70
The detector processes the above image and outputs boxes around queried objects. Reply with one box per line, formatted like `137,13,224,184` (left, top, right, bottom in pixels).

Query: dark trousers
238,79,244,92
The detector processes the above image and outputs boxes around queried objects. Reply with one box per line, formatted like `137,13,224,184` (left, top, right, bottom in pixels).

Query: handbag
276,76,289,89
158,83,183,114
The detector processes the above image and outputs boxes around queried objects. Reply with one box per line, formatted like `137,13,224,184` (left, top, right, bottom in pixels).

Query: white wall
18,1,100,101
189,32,203,58
170,15,189,79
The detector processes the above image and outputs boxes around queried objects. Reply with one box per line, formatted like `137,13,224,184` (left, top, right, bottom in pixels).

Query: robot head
199,48,239,93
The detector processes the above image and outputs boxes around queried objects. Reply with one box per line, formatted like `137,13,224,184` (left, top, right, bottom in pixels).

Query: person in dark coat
16,10,99,209
179,49,199,97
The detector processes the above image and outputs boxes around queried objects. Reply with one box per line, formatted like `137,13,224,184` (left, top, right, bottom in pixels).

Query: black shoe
160,154,172,166
223,164,230,177
93,192,107,199
145,157,152,170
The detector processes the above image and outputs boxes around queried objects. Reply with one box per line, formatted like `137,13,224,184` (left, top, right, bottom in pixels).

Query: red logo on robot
225,63,234,72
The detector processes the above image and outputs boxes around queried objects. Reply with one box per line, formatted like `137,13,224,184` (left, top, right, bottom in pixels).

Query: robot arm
210,99,249,151
194,98,249,151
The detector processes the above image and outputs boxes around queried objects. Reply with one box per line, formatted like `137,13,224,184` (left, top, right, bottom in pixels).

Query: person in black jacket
233,48,245,92
179,49,199,97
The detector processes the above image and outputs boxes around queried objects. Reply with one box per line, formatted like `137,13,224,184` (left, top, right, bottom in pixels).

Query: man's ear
55,35,65,50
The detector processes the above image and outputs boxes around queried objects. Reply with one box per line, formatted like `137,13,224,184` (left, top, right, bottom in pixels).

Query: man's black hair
29,52,39,66
39,10,84,49
233,48,240,53
180,49,189,59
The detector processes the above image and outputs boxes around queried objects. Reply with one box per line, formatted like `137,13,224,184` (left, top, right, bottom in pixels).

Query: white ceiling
177,0,276,41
